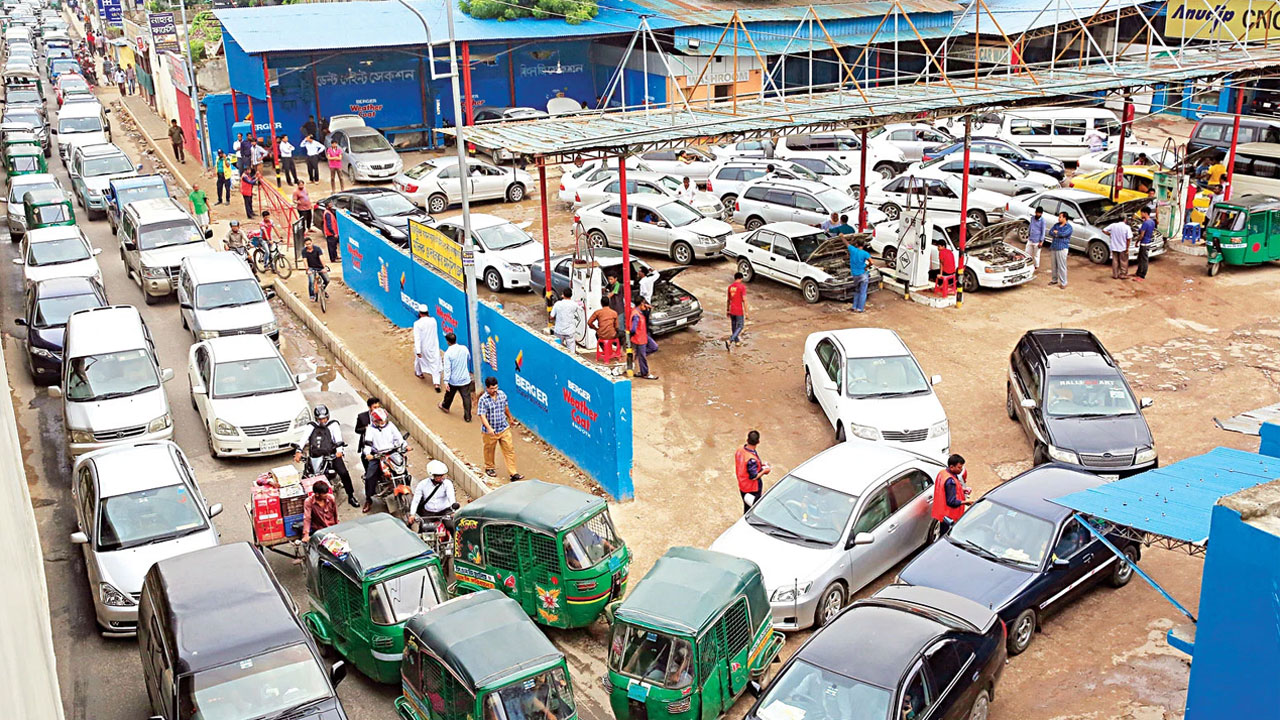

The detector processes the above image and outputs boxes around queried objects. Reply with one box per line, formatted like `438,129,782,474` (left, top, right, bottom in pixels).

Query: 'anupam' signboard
1167,0,1280,40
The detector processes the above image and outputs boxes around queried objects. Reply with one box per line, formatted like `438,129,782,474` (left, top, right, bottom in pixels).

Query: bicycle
251,233,293,278
308,267,328,313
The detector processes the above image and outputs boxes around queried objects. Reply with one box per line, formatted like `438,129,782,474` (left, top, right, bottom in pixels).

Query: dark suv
313,188,432,248
1007,329,1156,477
1188,115,1280,156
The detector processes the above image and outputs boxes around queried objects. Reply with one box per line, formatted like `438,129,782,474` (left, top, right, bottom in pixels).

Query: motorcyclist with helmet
407,460,457,533
361,407,406,513
294,405,358,507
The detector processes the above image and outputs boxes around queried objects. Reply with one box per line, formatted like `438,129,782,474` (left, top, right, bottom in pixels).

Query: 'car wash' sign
148,12,180,54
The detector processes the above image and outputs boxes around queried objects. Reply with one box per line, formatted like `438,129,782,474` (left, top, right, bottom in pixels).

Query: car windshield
656,176,684,193
138,219,204,250
9,180,57,203
97,484,208,551
1208,206,1247,231
814,188,854,213
27,235,87,265
783,162,820,181
179,643,331,720
65,348,159,401
609,625,694,689
7,88,38,102
404,161,439,180
6,109,39,126
61,78,87,91
846,355,930,398
34,292,99,327
116,183,167,206
82,155,134,177
948,499,1054,569
659,201,702,227
59,116,102,133
1074,197,1113,223
483,668,576,720
563,510,621,570
746,474,857,547
369,565,446,626
51,62,78,74
212,357,294,399
1044,375,1138,417
12,155,39,172
791,230,829,261
755,659,891,720
367,193,418,216
194,278,264,310
349,132,391,153
475,222,533,251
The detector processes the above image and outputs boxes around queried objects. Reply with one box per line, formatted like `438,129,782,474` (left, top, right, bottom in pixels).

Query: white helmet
427,460,448,477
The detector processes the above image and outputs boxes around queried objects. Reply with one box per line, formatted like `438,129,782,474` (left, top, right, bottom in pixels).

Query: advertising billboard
1166,0,1280,40
409,220,464,287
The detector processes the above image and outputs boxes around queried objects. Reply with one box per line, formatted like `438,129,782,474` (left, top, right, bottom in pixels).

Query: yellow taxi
1069,167,1211,221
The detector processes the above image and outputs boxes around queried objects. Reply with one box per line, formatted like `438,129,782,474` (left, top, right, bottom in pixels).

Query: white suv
733,178,879,231
775,132,906,181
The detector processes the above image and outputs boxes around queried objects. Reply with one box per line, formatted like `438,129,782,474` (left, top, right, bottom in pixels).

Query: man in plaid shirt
477,376,523,481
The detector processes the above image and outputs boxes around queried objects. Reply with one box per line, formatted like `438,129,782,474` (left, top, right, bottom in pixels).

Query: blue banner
103,0,121,27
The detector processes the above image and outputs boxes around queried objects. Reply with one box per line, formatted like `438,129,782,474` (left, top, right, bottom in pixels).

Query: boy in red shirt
724,271,748,351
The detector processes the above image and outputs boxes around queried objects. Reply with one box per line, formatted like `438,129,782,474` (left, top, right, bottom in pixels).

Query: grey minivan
733,177,860,231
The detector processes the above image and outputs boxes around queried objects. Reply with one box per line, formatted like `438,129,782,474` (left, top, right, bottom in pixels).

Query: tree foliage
460,0,597,25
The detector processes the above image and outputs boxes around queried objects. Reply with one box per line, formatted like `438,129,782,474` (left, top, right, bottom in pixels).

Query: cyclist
301,236,329,301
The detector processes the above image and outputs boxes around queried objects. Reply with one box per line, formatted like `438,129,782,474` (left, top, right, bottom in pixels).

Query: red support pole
231,88,239,122
858,127,868,231
263,56,280,187
539,158,553,330
247,95,254,126
957,116,971,309
619,157,633,376
461,41,474,126
1113,96,1131,202
1225,81,1245,201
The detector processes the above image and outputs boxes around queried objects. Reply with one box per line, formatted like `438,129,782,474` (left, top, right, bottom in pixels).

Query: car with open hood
871,215,1035,292
188,334,309,458
724,221,883,303
1005,189,1166,265
577,194,731,264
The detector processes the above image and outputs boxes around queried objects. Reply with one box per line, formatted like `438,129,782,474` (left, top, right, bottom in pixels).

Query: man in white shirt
638,266,657,302
1104,219,1132,280
550,287,581,351
278,134,298,185
413,308,442,391
407,460,456,532
360,408,406,512
678,176,697,205
301,135,325,182
293,405,358,507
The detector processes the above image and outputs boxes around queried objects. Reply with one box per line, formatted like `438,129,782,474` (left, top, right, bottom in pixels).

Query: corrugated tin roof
677,24,953,53
1053,447,1280,545
673,13,954,54
628,0,957,25
955,0,1149,34
446,44,1280,156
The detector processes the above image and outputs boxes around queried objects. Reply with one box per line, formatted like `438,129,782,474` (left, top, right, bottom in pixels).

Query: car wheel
744,216,764,231
484,269,503,292
181,314,188,330
966,209,988,226
801,278,820,304
1087,241,1110,265
1007,608,1036,655
720,193,737,208
346,166,356,185
1006,383,1018,420
963,268,979,293
835,422,846,443
805,369,816,403
587,230,608,249
816,583,846,627
1109,544,1139,587
968,689,991,720
671,241,693,265
849,185,861,200
505,183,525,203
428,194,448,214
882,245,898,265
143,291,158,306
1017,221,1030,240
882,202,901,221
737,258,755,282
206,431,221,459
874,163,897,180
1207,260,1221,277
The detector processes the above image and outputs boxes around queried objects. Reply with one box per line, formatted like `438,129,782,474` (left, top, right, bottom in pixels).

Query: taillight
706,179,713,191
734,201,740,211
575,192,581,203
403,183,418,194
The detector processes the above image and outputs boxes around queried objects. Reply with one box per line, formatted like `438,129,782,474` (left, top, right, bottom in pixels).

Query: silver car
577,194,731,264
710,441,942,630
6,172,64,241
332,125,403,183
1006,189,1166,265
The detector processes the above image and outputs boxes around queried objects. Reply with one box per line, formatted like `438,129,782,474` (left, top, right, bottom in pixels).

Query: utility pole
176,0,206,168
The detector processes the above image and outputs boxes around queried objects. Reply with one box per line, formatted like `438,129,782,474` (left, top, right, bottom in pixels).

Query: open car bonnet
1092,198,1152,226
966,219,1026,250
657,265,691,283
807,232,871,262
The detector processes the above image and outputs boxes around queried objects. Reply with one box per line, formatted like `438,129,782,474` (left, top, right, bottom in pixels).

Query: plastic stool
596,338,623,362
933,273,957,297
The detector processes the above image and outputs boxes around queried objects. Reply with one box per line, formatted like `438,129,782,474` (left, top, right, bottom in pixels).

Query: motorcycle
299,441,347,502
413,503,460,579
369,443,413,515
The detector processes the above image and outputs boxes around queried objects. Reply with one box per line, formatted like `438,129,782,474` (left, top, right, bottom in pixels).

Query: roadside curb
271,278,492,501
113,95,195,194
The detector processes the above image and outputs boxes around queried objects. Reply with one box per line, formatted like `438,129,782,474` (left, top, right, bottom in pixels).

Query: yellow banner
409,220,464,286
1167,0,1280,40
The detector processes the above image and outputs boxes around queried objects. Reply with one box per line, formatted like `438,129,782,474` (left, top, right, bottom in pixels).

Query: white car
803,328,950,459
774,131,907,181
577,194,731,264
908,152,1060,196
70,441,221,635
15,225,101,287
188,335,309,458
868,123,955,161
723,221,882,304
393,157,532,214
1075,145,1176,175
572,171,727,220
710,139,774,160
866,172,1011,226
433,213,544,292
627,146,718,184
555,159,658,204
870,215,1035,291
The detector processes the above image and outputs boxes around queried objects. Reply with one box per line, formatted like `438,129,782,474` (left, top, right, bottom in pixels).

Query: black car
748,585,1006,720
1007,329,1157,477
897,465,1140,655
923,137,1065,180
528,247,703,335
15,276,107,383
313,188,432,248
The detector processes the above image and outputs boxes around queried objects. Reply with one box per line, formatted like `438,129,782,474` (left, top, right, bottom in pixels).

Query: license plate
676,318,688,326
261,439,279,451
1099,473,1119,482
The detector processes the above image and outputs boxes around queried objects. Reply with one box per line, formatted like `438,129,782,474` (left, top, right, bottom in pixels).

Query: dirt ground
126,94,1280,720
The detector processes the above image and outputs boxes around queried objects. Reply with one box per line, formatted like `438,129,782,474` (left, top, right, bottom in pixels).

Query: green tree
460,0,596,24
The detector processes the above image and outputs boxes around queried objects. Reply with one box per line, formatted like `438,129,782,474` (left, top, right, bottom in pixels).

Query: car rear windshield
138,219,203,250
475,222,533,251
194,278,263,310
35,292,99,327
846,355,930,398
27,235,87,265
563,510,621,570
59,116,102,133
65,348,159,402
755,659,891,720
179,643,330,720
349,132,391,153
403,161,438,180
609,625,693,689
83,154,134,177
97,484,208,551
212,357,294,399
948,499,1053,570
1044,375,1137,417
747,474,857,547
116,183,168,206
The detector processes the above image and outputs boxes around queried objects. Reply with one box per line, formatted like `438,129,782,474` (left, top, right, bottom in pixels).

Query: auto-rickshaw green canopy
615,546,771,636
459,479,606,531
405,589,562,691
312,513,436,583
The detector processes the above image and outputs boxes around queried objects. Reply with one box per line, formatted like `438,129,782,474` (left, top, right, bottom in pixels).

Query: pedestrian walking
302,135,324,182
724,271,747,350
1047,212,1073,288
113,67,124,93
240,166,259,218
322,204,340,261
188,183,209,230
438,333,473,421
476,377,522,481
1024,206,1045,268
735,430,770,513
413,308,443,391
214,150,233,205
278,134,298,185
1134,208,1156,282
931,454,972,535
550,287,580,351
629,297,658,380
125,65,136,95
168,119,186,163
326,140,344,192
292,182,313,232
1104,217,1132,279
847,236,871,313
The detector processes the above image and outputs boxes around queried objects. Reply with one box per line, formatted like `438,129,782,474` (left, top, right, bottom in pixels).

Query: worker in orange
932,453,972,534
735,430,771,513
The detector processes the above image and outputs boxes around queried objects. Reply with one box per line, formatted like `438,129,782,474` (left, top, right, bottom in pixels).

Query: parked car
104,174,169,233
1187,114,1280,155
393,156,531,213
55,72,88,106
869,122,954,161
556,158,658,202
871,215,1035,292
15,224,101,287
711,441,944,629
784,155,865,197
1069,166,1212,221
119,198,215,304
15,275,107,383
943,107,1124,161
577,194,731,264
69,441,221,635
710,138,775,160
528,248,702,335
803,327,949,456
1076,145,1176,175
1006,190,1167,264
5,171,63,241
433,213,543,292
627,146,718,184
909,152,1060,196
313,188,432,247
866,171,1010,225
704,157,822,206
329,118,402,183
747,585,1006,719
774,131,907,180
4,86,45,120
176,252,278,343
921,136,1065,180
69,142,139,219
732,177,867,231
572,171,727,220
897,464,1141,654
188,335,309,458
472,106,546,161
723,221,882,303
1006,328,1157,476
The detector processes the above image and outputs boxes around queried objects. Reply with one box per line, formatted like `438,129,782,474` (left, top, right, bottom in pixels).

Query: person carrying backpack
294,405,358,507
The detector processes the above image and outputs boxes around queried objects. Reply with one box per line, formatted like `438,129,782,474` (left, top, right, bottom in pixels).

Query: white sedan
871,216,1035,292
869,122,955,161
433,213,544,292
866,171,1011,226
555,159,658,204
188,334,309,458
1075,145,1176,175
572,172,728,220
627,146,718,184
393,157,533,214
803,327,949,460
15,225,102,287
908,152,1060,197
724,221,882,304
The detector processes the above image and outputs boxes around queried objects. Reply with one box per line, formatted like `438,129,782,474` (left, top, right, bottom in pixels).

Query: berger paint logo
564,381,598,434
377,258,390,293
515,373,549,411
347,237,363,271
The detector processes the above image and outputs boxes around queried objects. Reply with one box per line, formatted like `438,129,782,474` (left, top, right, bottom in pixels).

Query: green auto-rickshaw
605,547,785,720
1205,193,1280,276
6,144,45,176
302,514,448,684
396,589,578,720
23,188,74,231
453,479,630,629
3,128,39,161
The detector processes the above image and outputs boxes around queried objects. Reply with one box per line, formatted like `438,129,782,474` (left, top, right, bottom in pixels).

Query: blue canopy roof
1053,447,1280,545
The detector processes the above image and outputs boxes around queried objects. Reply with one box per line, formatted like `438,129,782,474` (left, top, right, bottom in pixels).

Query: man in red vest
323,205,340,262
932,454,971,534
735,430,771,513
629,297,658,380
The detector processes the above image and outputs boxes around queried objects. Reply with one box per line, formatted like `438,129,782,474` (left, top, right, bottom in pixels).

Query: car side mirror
92,247,101,256
265,287,277,299
208,503,223,518
15,317,27,326
160,367,174,382
204,228,214,239
1052,557,1070,568
930,374,942,386
1020,398,1036,409
11,257,22,265
330,660,347,686
122,240,136,251
848,532,874,549
70,531,88,544
1140,397,1154,408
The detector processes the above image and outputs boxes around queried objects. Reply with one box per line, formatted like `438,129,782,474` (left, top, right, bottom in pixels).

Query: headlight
667,698,691,714
651,310,669,320
148,414,172,433
770,583,812,602
262,321,277,334
100,582,135,607
1046,445,1079,464
356,162,371,171
1135,447,1158,464
87,189,102,198
68,428,95,444
31,346,57,359
197,330,219,341
214,419,238,437
502,261,522,272
694,235,718,246
929,419,949,438
690,300,700,310
851,423,881,441
141,266,166,279
294,408,311,429
984,266,1000,273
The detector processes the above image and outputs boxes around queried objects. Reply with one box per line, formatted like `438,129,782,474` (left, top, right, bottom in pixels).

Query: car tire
720,193,737,208
143,291,158,306
801,278,820,304
963,268,979,294
744,216,764,231
505,183,525,203
1017,221,1030,240
1006,383,1018,420
207,431,221,460
874,163,897,180
181,314,188,330
346,166,356,185
968,689,992,720
1008,608,1036,655
805,369,816,403
587,230,608,249
737,258,755,282
815,583,846,627
1108,544,1139,588
1207,260,1221,277
484,269,503,293
835,422,846,443
428,194,448,214
882,202,901,221
882,245,898,265
966,209,988,226
671,241,693,265
1087,241,1110,265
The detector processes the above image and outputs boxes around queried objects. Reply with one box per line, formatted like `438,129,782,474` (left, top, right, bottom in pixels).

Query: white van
944,107,1124,162
57,305,174,457
177,252,278,344
54,101,111,164
773,131,907,181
